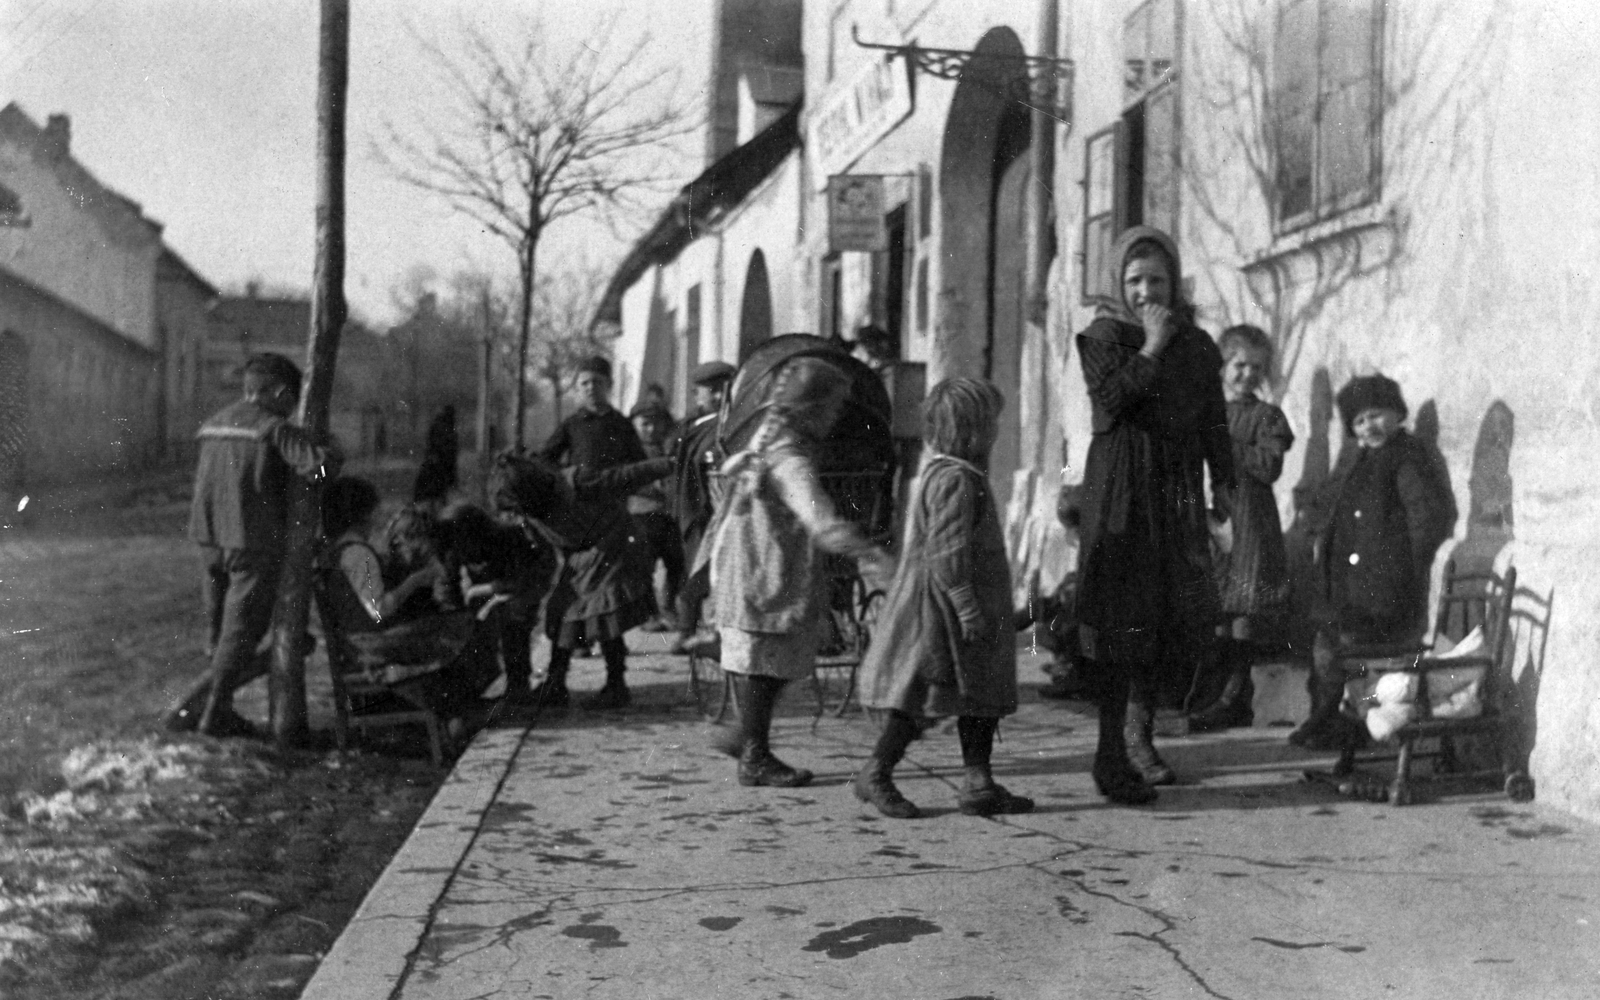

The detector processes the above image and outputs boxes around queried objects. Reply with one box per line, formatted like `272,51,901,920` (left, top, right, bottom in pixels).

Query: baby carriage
688,334,898,721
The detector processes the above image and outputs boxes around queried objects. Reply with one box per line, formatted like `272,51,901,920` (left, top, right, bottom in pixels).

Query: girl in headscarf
853,377,1031,818
704,354,894,788
1074,226,1236,804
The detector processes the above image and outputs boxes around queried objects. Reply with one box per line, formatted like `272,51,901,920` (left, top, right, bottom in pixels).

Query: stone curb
298,725,529,1000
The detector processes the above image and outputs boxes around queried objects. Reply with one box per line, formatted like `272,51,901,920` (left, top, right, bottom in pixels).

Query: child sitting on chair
320,477,499,724
853,378,1032,819
1288,374,1457,750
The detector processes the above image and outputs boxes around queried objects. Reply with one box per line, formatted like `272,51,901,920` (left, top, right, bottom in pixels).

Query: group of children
298,224,1451,811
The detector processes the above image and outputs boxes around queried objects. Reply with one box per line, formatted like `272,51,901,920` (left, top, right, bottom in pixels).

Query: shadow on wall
1281,367,1334,659
1447,400,1552,775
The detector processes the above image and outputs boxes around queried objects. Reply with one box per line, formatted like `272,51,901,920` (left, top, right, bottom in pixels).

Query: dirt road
0,464,449,998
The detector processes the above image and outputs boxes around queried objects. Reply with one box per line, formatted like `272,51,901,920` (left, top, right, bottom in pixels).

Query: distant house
0,102,166,484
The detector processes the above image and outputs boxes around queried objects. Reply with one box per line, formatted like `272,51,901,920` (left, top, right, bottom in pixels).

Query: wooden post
476,287,492,473
271,0,349,745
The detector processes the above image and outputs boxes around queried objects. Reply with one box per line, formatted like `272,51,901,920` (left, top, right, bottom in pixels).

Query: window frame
1079,121,1129,308
1269,0,1385,235
1080,0,1182,307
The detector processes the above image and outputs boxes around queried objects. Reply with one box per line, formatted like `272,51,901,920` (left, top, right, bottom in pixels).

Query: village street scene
2,1,1599,998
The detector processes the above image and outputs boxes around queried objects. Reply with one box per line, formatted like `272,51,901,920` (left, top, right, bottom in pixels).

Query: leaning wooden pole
271,0,349,745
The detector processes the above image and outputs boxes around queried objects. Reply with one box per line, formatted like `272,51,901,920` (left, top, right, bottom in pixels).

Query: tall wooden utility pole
271,0,349,744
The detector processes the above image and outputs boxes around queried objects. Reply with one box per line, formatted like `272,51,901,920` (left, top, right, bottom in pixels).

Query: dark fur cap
1336,373,1408,434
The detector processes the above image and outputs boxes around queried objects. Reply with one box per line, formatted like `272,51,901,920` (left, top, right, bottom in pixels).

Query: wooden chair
1308,562,1535,806
312,570,449,767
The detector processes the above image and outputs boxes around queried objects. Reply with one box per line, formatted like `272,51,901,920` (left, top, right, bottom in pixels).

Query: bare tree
377,13,696,449
530,266,610,427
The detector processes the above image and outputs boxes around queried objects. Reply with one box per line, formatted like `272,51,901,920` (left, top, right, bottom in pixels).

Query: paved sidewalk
302,638,1600,1000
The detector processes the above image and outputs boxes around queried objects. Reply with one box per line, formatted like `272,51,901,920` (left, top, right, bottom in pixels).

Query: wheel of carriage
686,643,734,723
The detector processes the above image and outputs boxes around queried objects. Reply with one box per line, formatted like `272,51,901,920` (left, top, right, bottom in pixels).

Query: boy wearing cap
540,356,647,472
629,398,684,631
172,353,335,737
533,356,648,708
670,360,736,653
1289,373,1457,749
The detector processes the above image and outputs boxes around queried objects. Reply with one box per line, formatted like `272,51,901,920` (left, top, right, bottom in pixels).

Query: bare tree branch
374,10,698,449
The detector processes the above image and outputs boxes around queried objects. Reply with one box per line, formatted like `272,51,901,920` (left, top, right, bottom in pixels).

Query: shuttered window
1271,0,1383,231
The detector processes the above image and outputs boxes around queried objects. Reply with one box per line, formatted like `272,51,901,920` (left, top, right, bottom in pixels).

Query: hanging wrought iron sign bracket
852,25,1073,123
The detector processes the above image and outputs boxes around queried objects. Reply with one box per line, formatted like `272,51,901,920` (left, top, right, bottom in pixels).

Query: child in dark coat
1189,325,1295,731
854,378,1032,819
1288,373,1457,749
436,503,557,707
488,451,673,710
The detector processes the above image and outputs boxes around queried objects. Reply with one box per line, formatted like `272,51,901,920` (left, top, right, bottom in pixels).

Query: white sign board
808,56,914,191
827,175,888,253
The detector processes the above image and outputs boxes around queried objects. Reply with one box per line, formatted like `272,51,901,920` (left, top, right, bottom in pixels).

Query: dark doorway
738,250,773,362
937,26,1031,511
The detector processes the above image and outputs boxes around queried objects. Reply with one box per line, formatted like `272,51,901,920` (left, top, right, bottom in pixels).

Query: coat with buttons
1309,429,1457,642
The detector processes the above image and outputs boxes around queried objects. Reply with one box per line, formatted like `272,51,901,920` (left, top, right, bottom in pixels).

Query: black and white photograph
0,1,1593,997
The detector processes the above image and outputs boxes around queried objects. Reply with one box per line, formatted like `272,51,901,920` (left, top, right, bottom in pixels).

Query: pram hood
719,334,895,475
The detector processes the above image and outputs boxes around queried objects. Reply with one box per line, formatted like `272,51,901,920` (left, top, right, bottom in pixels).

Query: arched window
738,250,773,362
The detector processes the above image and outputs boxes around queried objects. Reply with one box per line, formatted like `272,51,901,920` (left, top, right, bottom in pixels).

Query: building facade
0,103,165,485
156,248,219,462
605,0,1600,819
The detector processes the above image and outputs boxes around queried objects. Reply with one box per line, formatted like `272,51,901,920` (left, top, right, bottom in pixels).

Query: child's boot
853,711,920,818
529,648,572,709
1123,693,1176,785
1093,682,1156,806
1189,642,1255,733
736,676,812,787
582,638,632,710
954,716,1034,816
1288,633,1349,748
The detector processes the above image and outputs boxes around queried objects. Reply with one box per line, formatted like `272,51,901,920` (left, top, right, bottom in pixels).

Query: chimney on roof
43,114,70,159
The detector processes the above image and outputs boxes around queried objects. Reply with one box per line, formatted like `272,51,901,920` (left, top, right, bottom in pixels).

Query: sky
0,0,714,326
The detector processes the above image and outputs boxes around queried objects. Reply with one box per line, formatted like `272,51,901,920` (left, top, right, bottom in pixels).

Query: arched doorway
0,331,29,507
937,27,1031,512
738,249,773,362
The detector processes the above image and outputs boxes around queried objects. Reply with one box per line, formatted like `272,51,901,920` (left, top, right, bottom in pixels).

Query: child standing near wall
1189,325,1296,731
1288,373,1457,749
853,378,1033,819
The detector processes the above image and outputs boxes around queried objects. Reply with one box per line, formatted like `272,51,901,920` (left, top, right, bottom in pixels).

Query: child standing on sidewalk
1189,325,1295,731
853,378,1032,819
704,355,894,789
1289,373,1457,749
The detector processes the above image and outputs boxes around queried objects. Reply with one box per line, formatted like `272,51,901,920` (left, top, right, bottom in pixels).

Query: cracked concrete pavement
301,637,1600,1000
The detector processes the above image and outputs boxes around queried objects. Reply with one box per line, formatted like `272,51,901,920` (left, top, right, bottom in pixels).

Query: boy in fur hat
1288,373,1458,749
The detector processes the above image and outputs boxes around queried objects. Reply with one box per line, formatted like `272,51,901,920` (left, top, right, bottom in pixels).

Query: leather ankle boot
1124,700,1176,785
853,757,919,818
739,744,813,787
1189,671,1252,732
